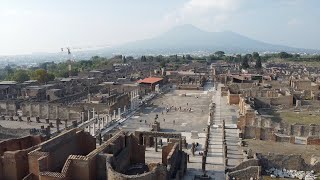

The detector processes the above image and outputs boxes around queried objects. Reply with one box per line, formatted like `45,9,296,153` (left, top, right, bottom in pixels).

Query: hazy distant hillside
114,24,318,54
2,24,319,65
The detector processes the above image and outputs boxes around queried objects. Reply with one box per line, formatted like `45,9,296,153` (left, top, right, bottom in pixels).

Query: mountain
113,24,318,54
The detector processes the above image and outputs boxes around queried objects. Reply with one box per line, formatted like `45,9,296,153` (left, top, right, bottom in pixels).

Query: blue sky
0,0,319,55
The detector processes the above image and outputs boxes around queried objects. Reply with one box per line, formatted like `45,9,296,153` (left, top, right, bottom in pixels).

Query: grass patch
278,111,320,125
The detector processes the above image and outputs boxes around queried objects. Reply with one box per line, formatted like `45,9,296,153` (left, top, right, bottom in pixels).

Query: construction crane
60,44,111,77
61,47,74,77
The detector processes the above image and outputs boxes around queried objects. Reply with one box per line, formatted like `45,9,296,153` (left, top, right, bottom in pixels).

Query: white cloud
288,18,301,26
163,0,245,31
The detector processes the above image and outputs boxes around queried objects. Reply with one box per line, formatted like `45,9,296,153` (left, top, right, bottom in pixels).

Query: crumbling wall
0,126,32,140
0,136,43,180
242,126,273,140
270,95,293,107
28,129,96,178
227,166,261,180
227,159,259,173
287,124,320,137
0,101,17,116
106,160,167,180
257,153,320,172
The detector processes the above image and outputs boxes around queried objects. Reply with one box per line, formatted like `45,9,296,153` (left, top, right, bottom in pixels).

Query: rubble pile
266,168,317,179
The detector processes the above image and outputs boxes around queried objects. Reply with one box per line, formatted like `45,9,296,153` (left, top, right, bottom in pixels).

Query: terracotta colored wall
0,136,43,180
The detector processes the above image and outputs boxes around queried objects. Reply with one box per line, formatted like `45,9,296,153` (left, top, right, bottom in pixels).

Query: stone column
64,120,68,129
155,137,158,152
47,104,50,119
14,104,17,116
191,143,195,156
298,125,304,137
92,121,96,136
88,110,90,121
38,105,41,118
67,110,71,121
131,91,134,110
113,110,116,120
80,112,84,123
29,104,32,117
118,108,121,120
98,114,101,130
143,135,146,146
102,117,105,128
124,106,126,113
5,102,8,115
55,106,59,119
92,108,95,119
88,124,91,134
290,124,295,136
56,118,60,132
202,155,206,172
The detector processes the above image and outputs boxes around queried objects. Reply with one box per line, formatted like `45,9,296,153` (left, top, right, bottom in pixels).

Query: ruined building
0,128,187,180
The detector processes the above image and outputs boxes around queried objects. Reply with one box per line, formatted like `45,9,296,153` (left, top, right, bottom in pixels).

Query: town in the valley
1,51,320,180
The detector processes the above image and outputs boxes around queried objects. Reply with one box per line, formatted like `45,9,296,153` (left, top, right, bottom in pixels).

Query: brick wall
28,129,96,179
227,92,240,105
0,136,43,180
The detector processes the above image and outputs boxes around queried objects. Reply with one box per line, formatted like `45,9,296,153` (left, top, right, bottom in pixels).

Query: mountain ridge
113,24,319,54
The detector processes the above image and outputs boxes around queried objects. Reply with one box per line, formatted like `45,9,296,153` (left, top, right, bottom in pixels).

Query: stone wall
106,161,167,180
28,129,96,179
0,136,43,180
227,158,259,172
0,126,33,140
242,126,274,141
227,92,240,105
307,136,320,145
227,166,261,180
257,153,320,172
255,95,293,108
0,101,18,116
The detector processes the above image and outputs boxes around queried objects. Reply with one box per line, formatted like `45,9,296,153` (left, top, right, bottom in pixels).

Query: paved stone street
205,83,243,179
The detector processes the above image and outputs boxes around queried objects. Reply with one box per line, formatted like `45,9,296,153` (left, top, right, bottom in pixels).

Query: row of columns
81,106,128,136
27,104,72,121
130,89,139,110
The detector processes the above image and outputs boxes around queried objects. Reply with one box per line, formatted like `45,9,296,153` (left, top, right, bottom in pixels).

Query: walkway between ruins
206,83,243,179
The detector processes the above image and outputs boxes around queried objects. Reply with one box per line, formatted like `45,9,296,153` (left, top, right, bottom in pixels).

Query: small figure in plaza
191,143,195,156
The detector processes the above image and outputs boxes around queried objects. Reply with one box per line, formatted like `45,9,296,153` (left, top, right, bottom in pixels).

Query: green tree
185,54,193,60
278,52,293,59
141,56,147,62
159,60,166,68
244,54,253,62
235,54,242,63
12,69,30,83
241,56,250,69
255,56,262,69
252,52,259,60
214,51,225,58
122,56,126,63
31,69,55,84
